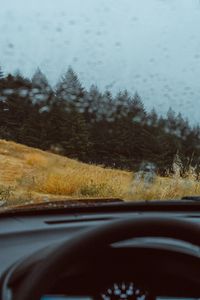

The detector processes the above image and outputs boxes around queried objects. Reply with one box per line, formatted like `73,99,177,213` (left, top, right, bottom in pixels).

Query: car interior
1,200,200,300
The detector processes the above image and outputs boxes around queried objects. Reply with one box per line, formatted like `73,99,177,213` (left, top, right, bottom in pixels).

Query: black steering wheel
15,216,200,300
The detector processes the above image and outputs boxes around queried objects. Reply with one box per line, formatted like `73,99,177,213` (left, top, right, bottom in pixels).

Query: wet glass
0,0,200,208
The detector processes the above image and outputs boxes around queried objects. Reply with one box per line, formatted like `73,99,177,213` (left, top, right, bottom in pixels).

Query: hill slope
0,140,131,207
0,140,199,208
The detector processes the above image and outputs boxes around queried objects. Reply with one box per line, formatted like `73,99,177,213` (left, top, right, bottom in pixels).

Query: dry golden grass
34,167,129,197
126,176,200,201
0,139,131,207
0,139,200,209
25,153,48,167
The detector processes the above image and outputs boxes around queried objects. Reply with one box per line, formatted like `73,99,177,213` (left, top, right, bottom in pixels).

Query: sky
1,0,200,123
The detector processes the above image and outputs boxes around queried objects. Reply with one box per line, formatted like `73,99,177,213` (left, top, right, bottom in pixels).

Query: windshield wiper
0,198,124,212
181,196,200,202
2,197,200,216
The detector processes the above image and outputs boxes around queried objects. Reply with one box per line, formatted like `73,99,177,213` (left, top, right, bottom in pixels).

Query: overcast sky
1,0,200,123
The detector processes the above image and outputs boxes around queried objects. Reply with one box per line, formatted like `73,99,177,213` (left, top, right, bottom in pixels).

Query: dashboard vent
45,217,111,225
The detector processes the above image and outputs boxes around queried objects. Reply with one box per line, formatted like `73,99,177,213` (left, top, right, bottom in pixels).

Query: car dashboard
1,204,200,300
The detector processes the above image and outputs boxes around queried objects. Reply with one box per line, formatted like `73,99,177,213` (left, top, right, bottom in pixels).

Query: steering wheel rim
15,216,200,300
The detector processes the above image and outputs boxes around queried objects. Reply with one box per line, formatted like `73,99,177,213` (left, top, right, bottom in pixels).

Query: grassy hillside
0,140,131,207
0,139,199,208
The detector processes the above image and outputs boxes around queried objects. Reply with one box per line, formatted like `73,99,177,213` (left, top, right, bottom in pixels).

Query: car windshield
0,0,200,210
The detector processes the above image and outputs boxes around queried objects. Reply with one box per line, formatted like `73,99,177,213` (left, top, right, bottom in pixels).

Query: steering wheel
15,216,200,300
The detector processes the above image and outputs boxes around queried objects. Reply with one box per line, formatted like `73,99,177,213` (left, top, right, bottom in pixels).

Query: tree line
0,65,200,175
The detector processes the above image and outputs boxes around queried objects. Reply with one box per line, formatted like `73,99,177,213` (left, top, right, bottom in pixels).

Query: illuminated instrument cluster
100,282,148,300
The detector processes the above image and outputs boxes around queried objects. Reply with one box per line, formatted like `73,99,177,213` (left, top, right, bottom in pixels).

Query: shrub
79,183,115,197
0,185,15,201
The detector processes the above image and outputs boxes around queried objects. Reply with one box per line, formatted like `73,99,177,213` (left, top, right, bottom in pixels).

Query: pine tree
0,66,4,79
1,73,36,144
84,85,103,122
61,110,90,160
32,68,49,89
31,68,52,106
55,67,84,110
149,108,158,127
166,107,177,133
